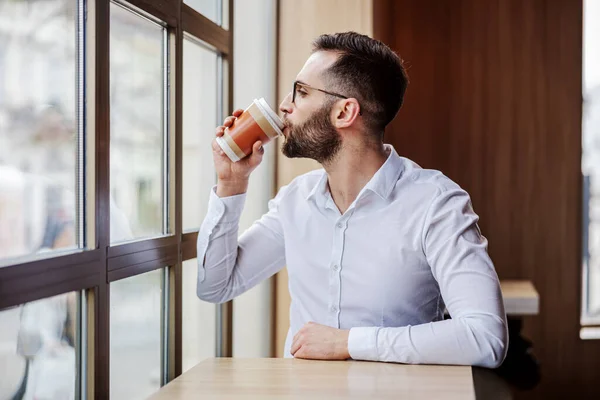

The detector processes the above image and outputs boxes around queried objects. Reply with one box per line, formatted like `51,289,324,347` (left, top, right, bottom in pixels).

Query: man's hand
213,109,264,197
290,322,350,360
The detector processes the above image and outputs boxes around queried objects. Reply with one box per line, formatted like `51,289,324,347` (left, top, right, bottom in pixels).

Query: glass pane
182,37,219,231
222,0,229,30
0,0,80,263
110,3,166,243
185,0,221,26
0,292,79,399
110,268,164,400
182,259,216,372
583,0,600,320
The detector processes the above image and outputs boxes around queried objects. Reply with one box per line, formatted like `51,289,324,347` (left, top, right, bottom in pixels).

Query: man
197,32,508,368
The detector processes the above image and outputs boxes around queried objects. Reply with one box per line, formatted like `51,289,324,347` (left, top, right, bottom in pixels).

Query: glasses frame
292,81,362,115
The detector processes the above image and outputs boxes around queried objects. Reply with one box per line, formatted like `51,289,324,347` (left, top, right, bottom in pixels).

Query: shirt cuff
196,187,246,282
348,327,380,362
209,185,247,223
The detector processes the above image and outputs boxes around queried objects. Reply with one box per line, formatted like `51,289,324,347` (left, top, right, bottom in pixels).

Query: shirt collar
305,144,405,202
306,169,329,201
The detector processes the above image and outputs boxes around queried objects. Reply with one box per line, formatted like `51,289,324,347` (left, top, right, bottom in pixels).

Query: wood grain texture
148,358,475,400
274,0,373,358
375,0,600,398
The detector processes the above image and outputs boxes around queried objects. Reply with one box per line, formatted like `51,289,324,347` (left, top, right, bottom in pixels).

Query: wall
375,0,600,398
274,0,373,358
231,0,277,358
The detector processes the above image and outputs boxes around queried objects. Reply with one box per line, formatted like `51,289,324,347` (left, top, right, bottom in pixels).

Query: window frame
0,0,234,397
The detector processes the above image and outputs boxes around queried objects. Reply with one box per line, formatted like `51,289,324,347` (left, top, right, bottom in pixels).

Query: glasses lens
292,82,297,103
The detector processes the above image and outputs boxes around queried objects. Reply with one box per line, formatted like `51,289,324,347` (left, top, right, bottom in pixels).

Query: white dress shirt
197,144,508,368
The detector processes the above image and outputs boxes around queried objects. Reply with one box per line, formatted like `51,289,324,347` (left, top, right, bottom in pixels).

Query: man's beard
281,103,342,164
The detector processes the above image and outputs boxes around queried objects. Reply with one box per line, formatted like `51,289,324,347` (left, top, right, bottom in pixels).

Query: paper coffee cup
216,98,284,162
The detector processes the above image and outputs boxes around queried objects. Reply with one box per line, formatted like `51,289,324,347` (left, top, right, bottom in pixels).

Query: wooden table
148,358,478,399
148,282,536,399
500,280,540,316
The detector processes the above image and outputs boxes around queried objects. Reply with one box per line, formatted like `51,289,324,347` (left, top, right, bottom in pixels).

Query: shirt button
332,264,339,271
331,306,338,312
336,223,343,229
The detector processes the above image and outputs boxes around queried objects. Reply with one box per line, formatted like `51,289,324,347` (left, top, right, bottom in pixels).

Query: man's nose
279,92,293,114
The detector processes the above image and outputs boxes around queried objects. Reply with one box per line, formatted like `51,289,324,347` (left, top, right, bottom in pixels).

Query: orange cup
216,98,284,162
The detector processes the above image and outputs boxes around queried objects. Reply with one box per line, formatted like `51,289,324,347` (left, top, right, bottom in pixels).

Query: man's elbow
195,261,233,304
460,313,508,369
472,315,509,369
196,286,230,304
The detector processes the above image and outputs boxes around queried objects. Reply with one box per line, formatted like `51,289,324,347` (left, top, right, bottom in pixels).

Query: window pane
0,292,79,399
182,37,219,232
110,3,166,243
182,259,216,372
222,0,229,30
0,0,80,263
185,0,221,26
110,268,164,400
583,0,600,320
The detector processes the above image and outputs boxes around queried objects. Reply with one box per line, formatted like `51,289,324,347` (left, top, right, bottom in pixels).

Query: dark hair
312,32,408,136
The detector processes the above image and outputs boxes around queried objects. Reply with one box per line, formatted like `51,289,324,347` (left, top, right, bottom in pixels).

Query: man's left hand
290,322,350,360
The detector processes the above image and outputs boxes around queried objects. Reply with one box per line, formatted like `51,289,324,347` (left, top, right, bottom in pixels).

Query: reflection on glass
185,0,221,26
110,268,164,400
583,0,600,319
182,259,216,372
0,292,78,399
110,3,166,243
182,37,219,232
0,0,79,262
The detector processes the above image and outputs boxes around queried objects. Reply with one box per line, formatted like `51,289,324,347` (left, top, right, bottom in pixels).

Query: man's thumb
249,141,264,167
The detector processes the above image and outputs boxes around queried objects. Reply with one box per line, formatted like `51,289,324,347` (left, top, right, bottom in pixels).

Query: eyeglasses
292,81,362,115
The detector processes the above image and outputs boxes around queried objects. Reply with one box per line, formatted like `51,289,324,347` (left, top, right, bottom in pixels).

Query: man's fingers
215,126,225,137
223,116,237,127
290,338,301,356
294,345,309,359
247,141,264,168
222,109,243,127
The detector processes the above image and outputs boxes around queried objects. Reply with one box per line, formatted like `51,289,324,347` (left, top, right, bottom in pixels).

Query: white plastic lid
256,98,284,130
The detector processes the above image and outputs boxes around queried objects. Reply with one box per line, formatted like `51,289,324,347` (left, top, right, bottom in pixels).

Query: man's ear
333,99,361,129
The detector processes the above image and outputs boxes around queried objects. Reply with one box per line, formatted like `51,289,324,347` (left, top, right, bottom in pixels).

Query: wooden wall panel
376,0,600,398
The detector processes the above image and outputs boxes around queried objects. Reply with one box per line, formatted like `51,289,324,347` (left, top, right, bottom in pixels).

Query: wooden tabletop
500,280,540,316
148,358,476,400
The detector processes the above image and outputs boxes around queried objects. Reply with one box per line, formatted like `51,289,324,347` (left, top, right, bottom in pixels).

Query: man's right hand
212,109,265,197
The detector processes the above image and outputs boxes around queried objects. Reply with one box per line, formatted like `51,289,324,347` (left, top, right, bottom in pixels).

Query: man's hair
312,32,408,136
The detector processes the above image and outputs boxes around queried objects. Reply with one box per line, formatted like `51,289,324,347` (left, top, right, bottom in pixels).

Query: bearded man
196,32,508,368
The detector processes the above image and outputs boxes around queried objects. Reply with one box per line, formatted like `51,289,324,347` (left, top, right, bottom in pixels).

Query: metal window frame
0,0,234,397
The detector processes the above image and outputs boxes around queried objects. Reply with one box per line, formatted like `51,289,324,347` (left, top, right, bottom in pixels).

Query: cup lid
256,98,284,130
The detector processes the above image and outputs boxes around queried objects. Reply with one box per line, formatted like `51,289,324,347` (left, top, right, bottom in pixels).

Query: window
182,259,216,372
0,0,236,397
0,0,82,264
110,269,166,400
184,0,227,27
182,36,219,232
110,2,167,243
583,0,600,327
0,292,80,399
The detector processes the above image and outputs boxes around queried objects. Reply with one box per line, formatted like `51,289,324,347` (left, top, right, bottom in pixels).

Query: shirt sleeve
347,185,508,368
196,185,287,304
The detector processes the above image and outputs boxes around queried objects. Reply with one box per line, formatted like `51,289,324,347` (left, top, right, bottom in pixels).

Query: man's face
279,51,343,164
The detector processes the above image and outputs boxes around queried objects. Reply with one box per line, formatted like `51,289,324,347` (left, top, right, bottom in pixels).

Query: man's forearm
348,314,507,368
216,179,249,198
